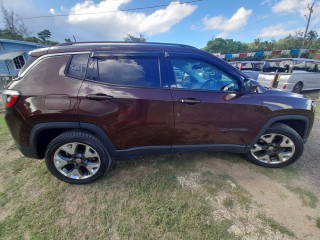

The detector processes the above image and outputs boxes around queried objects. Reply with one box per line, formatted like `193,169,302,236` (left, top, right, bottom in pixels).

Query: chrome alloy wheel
53,142,101,179
251,133,296,164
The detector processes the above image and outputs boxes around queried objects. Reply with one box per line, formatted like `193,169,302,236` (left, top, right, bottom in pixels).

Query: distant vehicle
229,61,264,80
257,58,320,93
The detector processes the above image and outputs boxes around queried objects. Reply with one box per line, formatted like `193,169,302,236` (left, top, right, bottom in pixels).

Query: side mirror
249,82,259,92
242,78,259,92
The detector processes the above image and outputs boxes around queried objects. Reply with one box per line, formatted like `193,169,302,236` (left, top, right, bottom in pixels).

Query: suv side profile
2,42,315,184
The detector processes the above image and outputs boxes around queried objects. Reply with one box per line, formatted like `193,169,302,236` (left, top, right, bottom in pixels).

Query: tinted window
67,54,89,79
306,62,319,72
170,58,239,92
86,57,160,88
262,60,293,73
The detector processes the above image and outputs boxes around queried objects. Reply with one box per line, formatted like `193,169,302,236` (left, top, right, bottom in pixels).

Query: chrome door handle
179,98,202,104
86,94,113,101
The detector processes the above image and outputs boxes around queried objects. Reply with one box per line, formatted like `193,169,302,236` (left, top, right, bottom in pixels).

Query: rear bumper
16,144,42,159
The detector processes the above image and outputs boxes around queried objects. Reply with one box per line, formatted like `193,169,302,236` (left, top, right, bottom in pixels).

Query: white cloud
258,24,298,38
67,0,197,39
49,8,56,15
201,7,252,37
272,0,320,26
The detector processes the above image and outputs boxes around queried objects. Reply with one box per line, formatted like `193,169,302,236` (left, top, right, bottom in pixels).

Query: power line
21,0,205,20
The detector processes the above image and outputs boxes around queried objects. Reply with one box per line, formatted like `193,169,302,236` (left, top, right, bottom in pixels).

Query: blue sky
3,0,320,48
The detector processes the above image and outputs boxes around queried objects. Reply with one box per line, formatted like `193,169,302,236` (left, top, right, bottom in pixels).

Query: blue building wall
0,39,47,77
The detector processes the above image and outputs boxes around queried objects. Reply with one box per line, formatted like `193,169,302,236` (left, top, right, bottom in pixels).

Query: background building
0,39,46,91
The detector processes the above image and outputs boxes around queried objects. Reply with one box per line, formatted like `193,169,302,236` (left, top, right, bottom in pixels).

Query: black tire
292,82,303,93
45,130,111,184
245,123,304,168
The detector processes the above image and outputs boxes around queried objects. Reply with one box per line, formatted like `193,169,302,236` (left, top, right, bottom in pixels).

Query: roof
29,41,198,57
0,39,47,48
0,51,25,60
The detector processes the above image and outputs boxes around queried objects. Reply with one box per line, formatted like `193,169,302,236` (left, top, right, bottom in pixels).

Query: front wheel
45,131,111,184
245,123,304,168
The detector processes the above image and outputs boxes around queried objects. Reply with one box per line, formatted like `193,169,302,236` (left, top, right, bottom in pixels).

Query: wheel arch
248,115,309,149
29,122,117,159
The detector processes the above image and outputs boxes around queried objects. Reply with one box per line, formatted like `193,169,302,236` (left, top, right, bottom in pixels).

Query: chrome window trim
18,51,91,78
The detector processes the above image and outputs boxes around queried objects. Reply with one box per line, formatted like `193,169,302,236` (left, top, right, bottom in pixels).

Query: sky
2,0,320,48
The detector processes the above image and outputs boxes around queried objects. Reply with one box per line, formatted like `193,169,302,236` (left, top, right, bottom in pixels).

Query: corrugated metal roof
0,39,47,48
0,51,25,60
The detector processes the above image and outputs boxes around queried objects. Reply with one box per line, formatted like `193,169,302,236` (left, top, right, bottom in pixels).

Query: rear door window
85,56,160,88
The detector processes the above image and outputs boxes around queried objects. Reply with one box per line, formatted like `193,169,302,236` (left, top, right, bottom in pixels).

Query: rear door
166,53,264,149
77,52,174,152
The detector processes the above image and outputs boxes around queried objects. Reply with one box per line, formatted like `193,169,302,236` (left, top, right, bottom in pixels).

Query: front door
166,54,265,148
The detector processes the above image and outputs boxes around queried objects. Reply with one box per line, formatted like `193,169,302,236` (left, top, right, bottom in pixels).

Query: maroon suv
2,42,315,184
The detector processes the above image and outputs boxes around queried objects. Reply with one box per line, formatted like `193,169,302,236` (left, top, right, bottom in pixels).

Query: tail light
283,84,287,90
2,90,20,108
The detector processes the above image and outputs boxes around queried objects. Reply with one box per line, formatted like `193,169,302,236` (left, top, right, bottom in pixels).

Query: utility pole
298,2,314,58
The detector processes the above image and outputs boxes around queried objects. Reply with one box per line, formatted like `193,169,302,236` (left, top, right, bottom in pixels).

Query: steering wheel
201,80,216,89
220,83,236,91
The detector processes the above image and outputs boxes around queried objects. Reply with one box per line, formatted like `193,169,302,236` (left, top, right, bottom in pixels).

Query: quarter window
13,55,25,69
67,54,89,79
86,57,160,88
170,58,240,92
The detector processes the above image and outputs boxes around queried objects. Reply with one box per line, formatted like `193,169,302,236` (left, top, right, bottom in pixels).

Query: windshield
18,56,37,76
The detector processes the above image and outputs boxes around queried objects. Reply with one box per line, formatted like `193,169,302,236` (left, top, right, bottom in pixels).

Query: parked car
2,42,315,184
257,58,320,93
229,61,264,80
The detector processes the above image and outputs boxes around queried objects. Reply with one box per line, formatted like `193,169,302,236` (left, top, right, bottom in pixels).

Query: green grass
257,214,295,238
0,114,307,239
316,218,320,229
0,116,236,240
286,185,319,209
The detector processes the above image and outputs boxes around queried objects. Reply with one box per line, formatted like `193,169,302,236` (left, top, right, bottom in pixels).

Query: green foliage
0,29,24,41
123,33,147,42
203,30,320,60
38,29,51,42
203,38,248,54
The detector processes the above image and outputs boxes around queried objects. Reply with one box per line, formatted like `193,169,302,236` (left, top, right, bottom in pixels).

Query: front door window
170,58,240,92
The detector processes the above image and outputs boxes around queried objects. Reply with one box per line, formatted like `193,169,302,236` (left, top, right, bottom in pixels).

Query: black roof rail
57,41,195,48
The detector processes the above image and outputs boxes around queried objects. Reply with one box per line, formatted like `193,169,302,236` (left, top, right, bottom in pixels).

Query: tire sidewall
45,135,110,184
246,127,304,168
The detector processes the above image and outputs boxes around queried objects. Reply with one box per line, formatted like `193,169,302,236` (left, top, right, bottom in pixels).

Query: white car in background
257,58,320,93
229,61,264,80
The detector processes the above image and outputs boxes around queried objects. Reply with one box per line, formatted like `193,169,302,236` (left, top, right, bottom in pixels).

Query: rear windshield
232,62,263,71
18,56,37,76
262,60,293,73
262,59,320,73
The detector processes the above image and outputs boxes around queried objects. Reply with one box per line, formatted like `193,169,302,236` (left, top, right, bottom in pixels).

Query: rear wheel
292,82,303,93
45,131,111,184
245,123,304,168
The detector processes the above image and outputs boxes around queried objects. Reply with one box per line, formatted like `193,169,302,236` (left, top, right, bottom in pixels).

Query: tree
38,29,52,42
64,38,72,43
1,2,29,37
202,38,248,54
123,34,147,42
